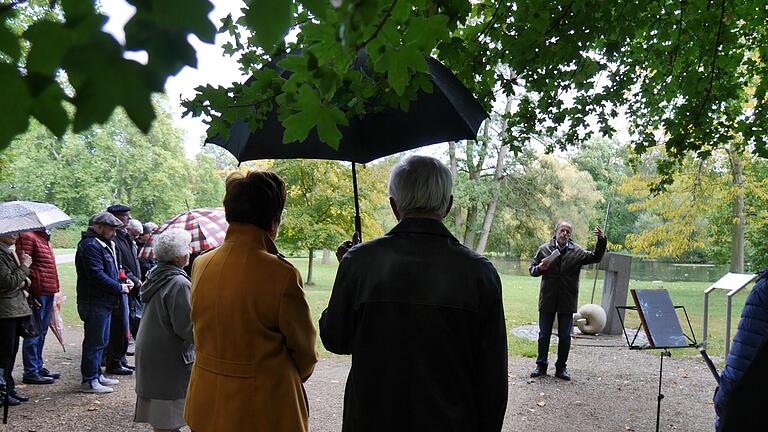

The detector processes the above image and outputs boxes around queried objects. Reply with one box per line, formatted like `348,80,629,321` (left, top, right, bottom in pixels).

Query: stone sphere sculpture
574,304,607,335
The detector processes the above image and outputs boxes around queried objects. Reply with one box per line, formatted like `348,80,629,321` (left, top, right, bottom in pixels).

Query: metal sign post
702,272,756,358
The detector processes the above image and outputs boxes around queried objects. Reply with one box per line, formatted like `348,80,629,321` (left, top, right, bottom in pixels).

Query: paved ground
3,324,718,431
54,254,75,264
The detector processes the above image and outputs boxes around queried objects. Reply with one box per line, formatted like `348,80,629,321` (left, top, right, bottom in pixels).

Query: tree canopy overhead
2,0,767,184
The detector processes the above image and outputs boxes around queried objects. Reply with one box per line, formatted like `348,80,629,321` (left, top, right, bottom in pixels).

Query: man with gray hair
529,219,605,381
320,155,508,431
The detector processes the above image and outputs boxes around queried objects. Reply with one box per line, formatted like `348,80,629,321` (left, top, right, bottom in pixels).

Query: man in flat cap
75,212,132,393
104,204,142,375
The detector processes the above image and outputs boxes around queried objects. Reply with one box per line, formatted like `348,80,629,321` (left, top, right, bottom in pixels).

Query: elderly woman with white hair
133,228,194,432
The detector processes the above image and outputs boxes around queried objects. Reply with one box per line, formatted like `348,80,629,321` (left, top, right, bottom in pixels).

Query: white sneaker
98,375,119,386
80,379,113,393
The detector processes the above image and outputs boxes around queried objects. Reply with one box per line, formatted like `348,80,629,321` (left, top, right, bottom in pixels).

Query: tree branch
357,0,398,50
228,91,284,108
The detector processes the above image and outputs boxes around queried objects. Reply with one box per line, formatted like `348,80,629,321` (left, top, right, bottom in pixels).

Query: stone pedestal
599,253,633,335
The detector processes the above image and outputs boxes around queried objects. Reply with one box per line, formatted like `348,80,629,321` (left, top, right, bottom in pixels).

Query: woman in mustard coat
184,171,318,431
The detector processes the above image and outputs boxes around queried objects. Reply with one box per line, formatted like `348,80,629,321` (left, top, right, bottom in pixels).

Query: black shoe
555,368,571,381
40,368,60,379
22,372,55,385
126,351,135,356
9,391,28,402
2,396,21,406
530,366,548,378
120,362,135,371
105,366,133,375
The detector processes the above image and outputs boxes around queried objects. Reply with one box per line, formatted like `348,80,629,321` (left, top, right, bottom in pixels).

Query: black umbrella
207,56,488,239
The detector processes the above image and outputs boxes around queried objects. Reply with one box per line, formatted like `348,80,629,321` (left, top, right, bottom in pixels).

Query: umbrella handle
352,163,362,241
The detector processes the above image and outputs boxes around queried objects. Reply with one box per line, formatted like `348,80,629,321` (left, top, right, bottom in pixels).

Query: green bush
50,215,88,248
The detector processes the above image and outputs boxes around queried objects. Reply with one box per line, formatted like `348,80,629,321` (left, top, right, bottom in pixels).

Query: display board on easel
630,289,689,349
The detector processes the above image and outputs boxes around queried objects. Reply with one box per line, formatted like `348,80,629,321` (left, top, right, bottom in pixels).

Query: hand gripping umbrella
207,55,488,239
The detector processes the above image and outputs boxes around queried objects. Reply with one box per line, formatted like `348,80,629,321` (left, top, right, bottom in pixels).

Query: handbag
18,297,43,339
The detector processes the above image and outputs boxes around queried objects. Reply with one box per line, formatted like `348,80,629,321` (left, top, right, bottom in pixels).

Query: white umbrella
0,201,73,236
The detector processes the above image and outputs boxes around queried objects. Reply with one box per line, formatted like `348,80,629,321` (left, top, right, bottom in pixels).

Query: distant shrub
50,215,89,249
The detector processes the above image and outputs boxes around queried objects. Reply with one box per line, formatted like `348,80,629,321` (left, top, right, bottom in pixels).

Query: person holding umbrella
320,155,508,431
16,230,61,385
184,171,318,432
0,232,33,406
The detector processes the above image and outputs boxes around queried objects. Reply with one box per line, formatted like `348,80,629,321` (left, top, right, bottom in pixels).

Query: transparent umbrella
0,201,72,236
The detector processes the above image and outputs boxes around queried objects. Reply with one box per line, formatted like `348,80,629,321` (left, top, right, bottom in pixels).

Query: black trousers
536,311,573,370
105,304,128,368
0,317,22,392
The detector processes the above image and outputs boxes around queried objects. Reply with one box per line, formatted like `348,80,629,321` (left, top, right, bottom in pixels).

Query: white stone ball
575,304,607,335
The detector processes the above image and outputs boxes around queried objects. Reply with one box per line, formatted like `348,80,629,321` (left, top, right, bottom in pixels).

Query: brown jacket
184,223,318,432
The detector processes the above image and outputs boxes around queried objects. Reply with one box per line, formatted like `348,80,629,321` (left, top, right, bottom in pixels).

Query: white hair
388,155,453,215
128,219,143,232
154,229,192,262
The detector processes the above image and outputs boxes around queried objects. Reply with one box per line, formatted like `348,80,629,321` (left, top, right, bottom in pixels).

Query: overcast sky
101,0,246,157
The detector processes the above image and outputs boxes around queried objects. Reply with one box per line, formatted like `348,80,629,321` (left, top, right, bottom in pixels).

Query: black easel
616,304,699,432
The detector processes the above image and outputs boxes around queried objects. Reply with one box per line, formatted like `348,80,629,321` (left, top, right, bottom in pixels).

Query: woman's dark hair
223,171,286,231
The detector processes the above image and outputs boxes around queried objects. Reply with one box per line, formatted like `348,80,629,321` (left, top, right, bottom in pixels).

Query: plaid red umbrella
138,207,228,259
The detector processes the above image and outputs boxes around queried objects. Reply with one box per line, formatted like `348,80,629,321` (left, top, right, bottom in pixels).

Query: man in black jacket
320,155,508,432
529,220,606,381
104,204,142,375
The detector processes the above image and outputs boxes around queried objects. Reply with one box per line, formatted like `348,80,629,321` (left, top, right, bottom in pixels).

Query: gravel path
4,325,718,431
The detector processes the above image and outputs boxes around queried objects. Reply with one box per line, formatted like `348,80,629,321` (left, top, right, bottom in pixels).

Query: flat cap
107,204,131,214
91,211,123,227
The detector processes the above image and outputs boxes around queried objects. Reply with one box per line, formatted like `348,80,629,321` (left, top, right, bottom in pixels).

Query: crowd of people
0,155,765,431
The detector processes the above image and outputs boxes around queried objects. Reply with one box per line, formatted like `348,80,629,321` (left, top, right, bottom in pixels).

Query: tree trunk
321,248,332,265
476,151,509,254
463,204,478,248
307,248,315,285
475,98,513,255
729,152,745,273
449,141,463,237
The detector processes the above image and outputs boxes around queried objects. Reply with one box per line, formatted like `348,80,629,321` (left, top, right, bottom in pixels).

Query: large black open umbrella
207,56,488,238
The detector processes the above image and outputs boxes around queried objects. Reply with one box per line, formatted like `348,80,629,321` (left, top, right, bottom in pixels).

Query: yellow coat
184,223,318,431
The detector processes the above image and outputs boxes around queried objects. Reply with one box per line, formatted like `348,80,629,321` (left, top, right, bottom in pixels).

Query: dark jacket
75,229,122,306
714,269,768,427
113,229,142,288
0,246,32,319
15,231,60,296
320,218,508,432
718,335,768,431
135,262,193,400
529,236,606,313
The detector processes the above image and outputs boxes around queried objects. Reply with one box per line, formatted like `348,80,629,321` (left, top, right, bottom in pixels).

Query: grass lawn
56,257,750,360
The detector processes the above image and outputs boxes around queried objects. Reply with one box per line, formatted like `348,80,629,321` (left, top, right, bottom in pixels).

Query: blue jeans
536,311,573,370
78,302,112,381
22,294,54,377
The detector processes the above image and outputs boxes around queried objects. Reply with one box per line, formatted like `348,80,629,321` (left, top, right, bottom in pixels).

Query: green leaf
373,44,425,96
25,75,69,137
0,63,31,149
0,23,20,61
61,0,96,23
301,0,327,19
244,0,293,53
24,21,73,75
281,85,347,149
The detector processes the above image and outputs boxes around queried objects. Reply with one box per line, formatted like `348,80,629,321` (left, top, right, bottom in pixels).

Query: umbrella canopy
138,208,228,260
207,55,488,238
0,201,73,236
209,57,488,164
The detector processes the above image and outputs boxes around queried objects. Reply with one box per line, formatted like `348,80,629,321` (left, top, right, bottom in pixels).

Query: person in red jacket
15,230,61,384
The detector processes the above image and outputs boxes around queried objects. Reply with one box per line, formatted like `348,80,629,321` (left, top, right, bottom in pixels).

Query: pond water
490,257,731,282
